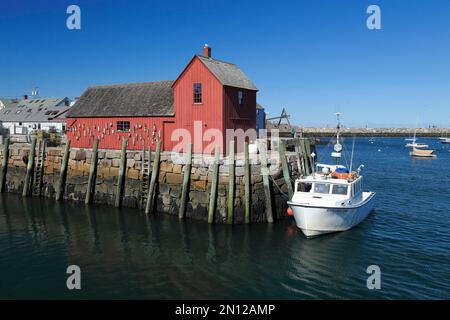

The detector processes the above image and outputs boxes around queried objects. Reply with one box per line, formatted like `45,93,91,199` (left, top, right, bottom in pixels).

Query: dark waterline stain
0,138,449,299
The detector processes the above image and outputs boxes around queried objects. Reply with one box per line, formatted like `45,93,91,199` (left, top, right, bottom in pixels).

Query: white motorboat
439,137,450,144
287,113,376,238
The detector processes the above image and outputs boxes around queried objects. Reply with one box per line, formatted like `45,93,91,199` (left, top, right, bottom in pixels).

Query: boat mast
332,113,343,165
336,112,341,146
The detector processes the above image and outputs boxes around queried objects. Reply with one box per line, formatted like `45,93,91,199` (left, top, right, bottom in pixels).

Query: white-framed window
117,121,130,132
238,91,243,105
193,83,202,104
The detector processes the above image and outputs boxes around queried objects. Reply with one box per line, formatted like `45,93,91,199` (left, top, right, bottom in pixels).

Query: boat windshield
297,182,312,193
314,183,330,194
332,184,348,195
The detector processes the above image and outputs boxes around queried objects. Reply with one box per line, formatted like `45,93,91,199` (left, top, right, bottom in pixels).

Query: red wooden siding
67,117,174,151
173,56,224,154
67,54,258,154
223,87,257,153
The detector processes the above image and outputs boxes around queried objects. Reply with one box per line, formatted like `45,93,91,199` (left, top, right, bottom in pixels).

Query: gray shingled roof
197,55,258,91
0,98,20,109
66,81,174,118
0,97,71,122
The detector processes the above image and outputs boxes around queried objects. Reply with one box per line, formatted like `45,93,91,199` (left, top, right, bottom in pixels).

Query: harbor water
0,138,449,299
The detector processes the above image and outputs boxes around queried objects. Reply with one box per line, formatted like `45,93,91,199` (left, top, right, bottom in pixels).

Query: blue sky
1,0,449,127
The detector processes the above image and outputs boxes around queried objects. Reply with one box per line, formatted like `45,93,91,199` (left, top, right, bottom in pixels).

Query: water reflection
1,137,450,300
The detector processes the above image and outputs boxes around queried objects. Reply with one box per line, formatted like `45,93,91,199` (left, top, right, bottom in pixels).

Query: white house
0,96,71,135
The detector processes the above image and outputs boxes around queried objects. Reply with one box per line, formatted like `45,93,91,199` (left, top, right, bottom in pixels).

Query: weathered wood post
115,138,128,208
227,140,235,224
208,144,220,224
55,139,71,201
22,137,37,197
244,141,251,224
0,138,10,193
279,139,294,198
145,140,161,215
85,139,99,205
305,139,313,173
294,138,304,176
299,139,310,175
179,143,192,219
260,140,273,223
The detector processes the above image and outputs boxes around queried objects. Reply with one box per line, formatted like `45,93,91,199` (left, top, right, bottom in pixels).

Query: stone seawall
0,143,301,223
300,127,450,138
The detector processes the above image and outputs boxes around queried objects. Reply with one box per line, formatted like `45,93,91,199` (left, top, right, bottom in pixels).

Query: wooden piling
208,144,220,224
22,137,37,197
299,139,310,175
85,139,99,205
294,138,304,176
260,141,273,223
0,138,10,193
56,139,71,201
305,139,313,172
244,141,251,224
145,140,161,215
178,143,192,219
115,138,128,208
227,140,235,224
279,139,294,198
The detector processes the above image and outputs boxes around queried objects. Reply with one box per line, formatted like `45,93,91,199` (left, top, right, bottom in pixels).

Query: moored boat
405,127,428,148
287,113,376,238
410,147,436,158
439,137,450,144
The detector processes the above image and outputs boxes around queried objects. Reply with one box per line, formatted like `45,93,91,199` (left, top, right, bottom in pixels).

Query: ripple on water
0,138,449,299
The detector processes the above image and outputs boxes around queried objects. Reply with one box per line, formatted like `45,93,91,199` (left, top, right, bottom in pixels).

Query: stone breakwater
0,144,301,223
300,127,450,137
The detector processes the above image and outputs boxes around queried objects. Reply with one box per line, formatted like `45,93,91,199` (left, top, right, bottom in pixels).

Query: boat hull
288,192,376,238
410,153,436,158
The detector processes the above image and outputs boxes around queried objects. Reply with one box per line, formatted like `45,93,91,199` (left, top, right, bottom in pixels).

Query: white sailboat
287,113,376,238
405,128,428,148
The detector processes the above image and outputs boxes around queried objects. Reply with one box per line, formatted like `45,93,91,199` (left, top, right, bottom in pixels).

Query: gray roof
66,81,174,118
197,55,258,91
0,97,71,123
0,98,20,109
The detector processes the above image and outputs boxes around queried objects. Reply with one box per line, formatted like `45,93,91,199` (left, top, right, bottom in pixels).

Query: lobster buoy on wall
287,207,294,217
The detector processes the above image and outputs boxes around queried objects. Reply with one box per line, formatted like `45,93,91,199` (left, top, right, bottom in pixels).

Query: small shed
256,103,266,135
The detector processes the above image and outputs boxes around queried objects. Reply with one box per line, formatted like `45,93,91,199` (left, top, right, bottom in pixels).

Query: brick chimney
202,44,211,58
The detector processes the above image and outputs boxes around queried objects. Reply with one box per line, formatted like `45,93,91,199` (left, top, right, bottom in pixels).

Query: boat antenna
311,152,316,178
349,136,356,174
336,112,341,145
331,113,343,165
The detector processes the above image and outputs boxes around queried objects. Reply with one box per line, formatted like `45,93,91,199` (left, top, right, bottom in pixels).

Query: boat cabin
292,162,364,207
295,177,363,199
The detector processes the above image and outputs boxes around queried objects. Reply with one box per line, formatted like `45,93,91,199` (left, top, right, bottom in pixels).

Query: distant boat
406,141,429,148
405,128,428,148
405,129,415,141
410,147,436,158
439,137,450,144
